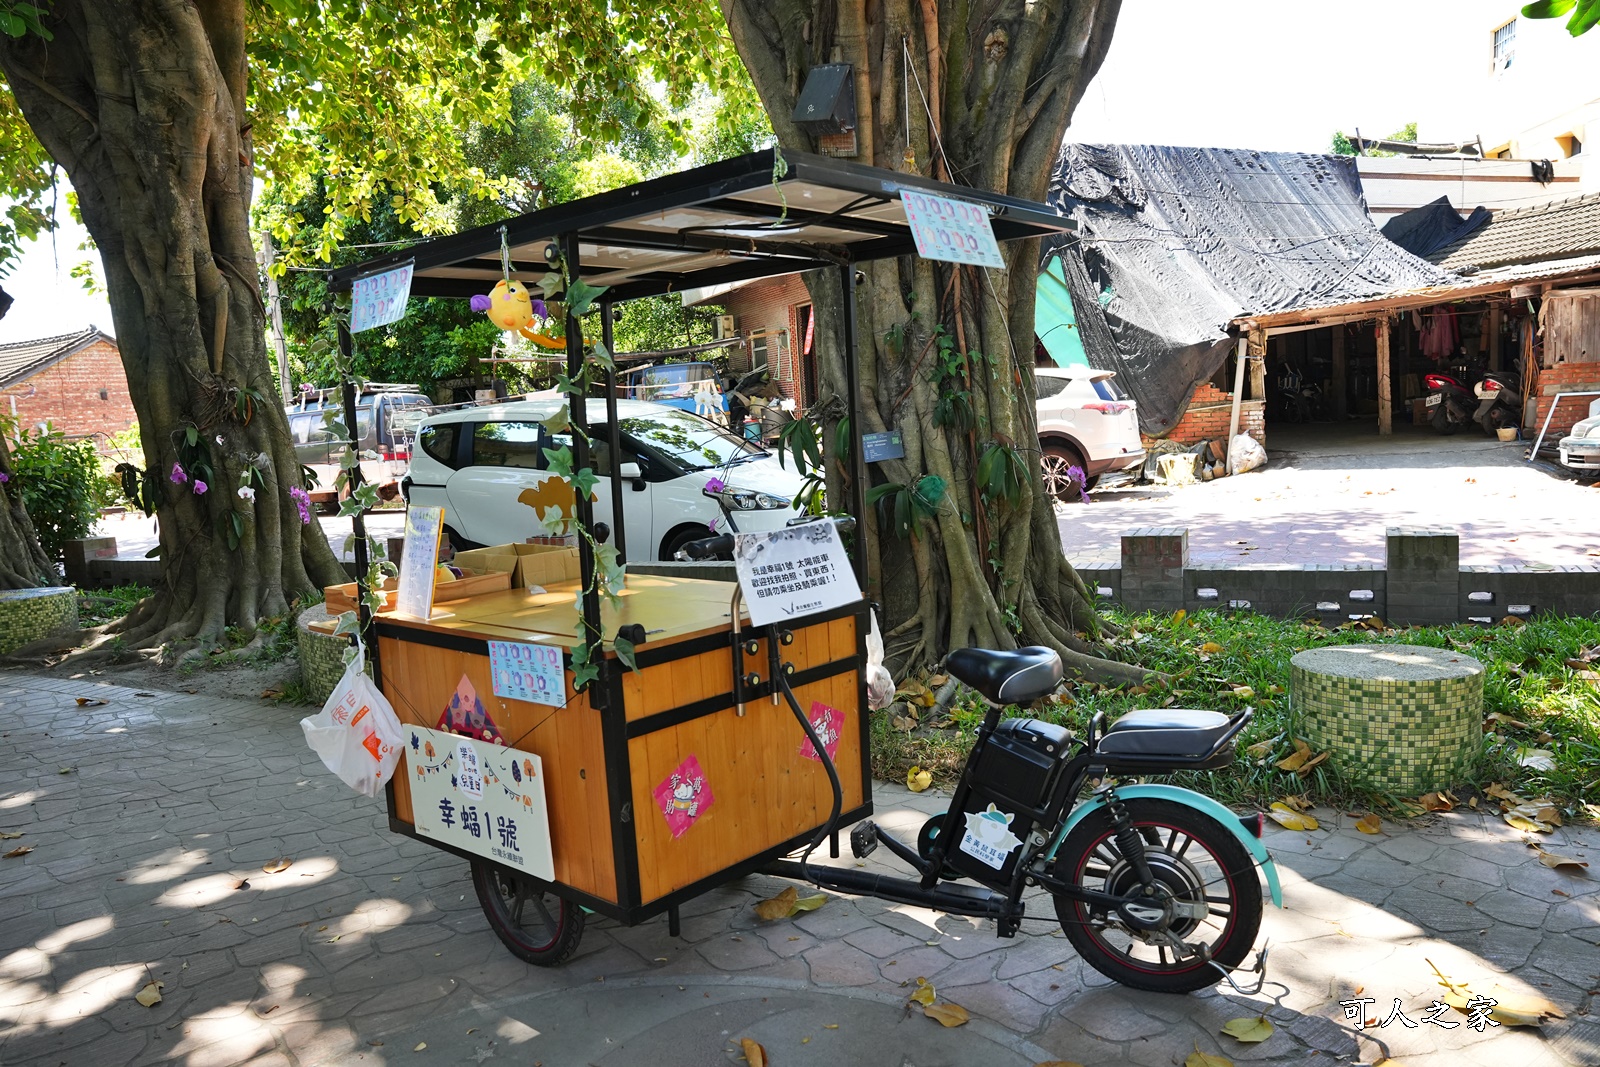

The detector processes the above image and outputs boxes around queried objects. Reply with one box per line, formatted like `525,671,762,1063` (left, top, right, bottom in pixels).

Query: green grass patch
873,609,1600,818
77,584,152,627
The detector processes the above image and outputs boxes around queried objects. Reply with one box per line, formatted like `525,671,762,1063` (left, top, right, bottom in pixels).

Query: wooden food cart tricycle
326,150,1077,962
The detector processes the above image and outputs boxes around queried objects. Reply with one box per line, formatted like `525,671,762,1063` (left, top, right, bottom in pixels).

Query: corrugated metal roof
0,328,111,387
1430,191,1600,272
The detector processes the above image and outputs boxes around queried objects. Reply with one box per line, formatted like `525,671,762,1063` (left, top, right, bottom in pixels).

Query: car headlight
705,485,790,510
1581,420,1600,440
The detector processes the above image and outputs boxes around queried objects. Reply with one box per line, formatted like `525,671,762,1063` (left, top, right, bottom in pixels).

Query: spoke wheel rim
492,869,565,952
1069,821,1238,975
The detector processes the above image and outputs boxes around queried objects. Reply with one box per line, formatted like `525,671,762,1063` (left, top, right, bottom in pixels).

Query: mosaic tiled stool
297,603,353,705
0,586,79,654
1291,644,1483,794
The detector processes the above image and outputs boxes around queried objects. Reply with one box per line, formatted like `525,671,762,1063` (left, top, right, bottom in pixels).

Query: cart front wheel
470,860,586,966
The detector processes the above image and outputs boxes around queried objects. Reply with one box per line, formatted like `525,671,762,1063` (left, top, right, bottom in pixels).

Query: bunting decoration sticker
652,754,714,840
798,701,844,764
436,673,503,744
407,725,553,879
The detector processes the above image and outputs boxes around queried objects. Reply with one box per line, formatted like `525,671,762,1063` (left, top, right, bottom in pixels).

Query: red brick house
0,327,135,441
688,273,819,409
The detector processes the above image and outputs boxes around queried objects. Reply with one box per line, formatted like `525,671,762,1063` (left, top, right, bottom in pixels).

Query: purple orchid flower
193,480,208,496
705,476,726,494
170,463,187,485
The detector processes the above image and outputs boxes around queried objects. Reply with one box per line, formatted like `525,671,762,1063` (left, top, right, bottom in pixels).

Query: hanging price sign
900,190,1005,269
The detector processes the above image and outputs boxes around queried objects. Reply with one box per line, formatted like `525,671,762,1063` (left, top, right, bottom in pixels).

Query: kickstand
1207,940,1270,996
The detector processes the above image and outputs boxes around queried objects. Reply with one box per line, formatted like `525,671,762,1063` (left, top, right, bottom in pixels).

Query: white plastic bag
866,610,896,710
300,643,402,797
1227,432,1267,476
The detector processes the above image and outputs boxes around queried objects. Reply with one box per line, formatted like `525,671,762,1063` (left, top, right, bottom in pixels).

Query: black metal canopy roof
329,149,1074,303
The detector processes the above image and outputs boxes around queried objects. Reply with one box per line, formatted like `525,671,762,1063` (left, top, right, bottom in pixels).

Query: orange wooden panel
377,636,617,904
628,635,865,904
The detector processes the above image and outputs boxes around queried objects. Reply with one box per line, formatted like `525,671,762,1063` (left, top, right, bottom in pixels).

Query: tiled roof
1430,191,1600,272
0,327,113,386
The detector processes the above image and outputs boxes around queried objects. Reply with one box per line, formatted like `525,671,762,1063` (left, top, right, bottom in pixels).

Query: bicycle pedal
849,821,879,859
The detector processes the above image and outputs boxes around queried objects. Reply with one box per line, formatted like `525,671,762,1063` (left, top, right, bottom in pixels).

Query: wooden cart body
377,574,870,924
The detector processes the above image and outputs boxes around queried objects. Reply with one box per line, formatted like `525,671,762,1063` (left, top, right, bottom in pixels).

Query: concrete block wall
1120,527,1187,612
1386,526,1460,626
1186,563,1385,620
1093,526,1600,625
1459,563,1600,621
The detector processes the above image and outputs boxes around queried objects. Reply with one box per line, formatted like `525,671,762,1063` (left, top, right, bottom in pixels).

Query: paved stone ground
1058,424,1600,568
2,673,1597,1066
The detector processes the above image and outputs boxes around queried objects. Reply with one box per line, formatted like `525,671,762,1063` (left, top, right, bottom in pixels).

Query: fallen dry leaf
75,697,108,707
754,886,799,922
1532,847,1589,870
906,766,932,793
1172,609,1187,625
262,858,293,874
1419,791,1455,812
1184,1045,1233,1067
909,977,937,1006
1297,750,1330,776
1245,738,1275,759
791,893,827,913
413,1042,427,1052
1275,739,1312,773
233,878,250,891
923,1002,970,1027
1220,1016,1274,1043
0,831,22,839
1486,782,1521,802
1484,712,1530,731
1267,803,1318,832
1226,685,1254,699
135,980,163,1008
1428,959,1566,1027
3,846,33,858
1355,814,1383,835
1201,642,1224,654
1499,615,1527,628
1518,749,1556,771
739,1037,767,1066
1278,794,1313,812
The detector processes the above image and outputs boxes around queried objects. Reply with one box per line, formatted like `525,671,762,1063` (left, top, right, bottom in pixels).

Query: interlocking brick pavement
2,674,1597,1066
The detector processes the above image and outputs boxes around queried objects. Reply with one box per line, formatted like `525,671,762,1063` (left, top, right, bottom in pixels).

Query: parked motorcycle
1471,371,1521,436
677,519,1279,995
1276,365,1324,423
1424,369,1521,436
1423,372,1477,434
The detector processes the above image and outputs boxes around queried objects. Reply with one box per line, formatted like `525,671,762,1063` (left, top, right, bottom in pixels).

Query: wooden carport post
1376,315,1393,435
1330,324,1348,420
1226,335,1248,449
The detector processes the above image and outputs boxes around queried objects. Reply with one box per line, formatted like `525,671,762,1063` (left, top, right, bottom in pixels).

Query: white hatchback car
1034,365,1146,502
1556,398,1600,476
403,399,810,559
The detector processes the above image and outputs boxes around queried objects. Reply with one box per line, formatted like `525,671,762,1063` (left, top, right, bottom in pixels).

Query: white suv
1557,398,1600,476
403,399,810,559
1034,365,1145,502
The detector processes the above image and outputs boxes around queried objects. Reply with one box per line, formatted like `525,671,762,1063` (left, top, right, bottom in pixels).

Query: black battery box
946,718,1074,885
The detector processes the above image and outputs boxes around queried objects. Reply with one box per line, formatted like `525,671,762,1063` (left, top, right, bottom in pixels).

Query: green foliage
975,441,1028,512
1331,122,1418,156
8,424,103,562
875,609,1600,814
77,584,150,627
1523,0,1600,35
866,476,944,540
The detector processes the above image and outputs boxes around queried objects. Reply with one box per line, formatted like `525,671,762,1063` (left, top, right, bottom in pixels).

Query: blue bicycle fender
1060,784,1283,908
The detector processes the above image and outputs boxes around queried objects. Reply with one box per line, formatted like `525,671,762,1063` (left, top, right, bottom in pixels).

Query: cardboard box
324,567,512,614
452,542,581,590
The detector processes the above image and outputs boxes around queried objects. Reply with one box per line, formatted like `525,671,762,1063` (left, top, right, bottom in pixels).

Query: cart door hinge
620,801,632,824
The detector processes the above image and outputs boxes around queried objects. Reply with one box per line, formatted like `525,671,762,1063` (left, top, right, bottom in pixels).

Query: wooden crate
325,567,510,615
375,576,869,924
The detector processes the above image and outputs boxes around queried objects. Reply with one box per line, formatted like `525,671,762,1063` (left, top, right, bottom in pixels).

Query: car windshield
615,409,764,471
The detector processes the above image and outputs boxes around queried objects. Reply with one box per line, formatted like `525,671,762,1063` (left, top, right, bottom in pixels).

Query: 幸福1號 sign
406,725,554,879
732,522,861,627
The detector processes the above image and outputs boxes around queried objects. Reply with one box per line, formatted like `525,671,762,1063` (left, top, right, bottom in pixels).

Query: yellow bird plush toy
474,280,563,348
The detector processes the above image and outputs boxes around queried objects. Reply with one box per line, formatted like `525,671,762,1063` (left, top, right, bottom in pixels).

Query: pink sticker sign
652,755,714,839
798,701,844,764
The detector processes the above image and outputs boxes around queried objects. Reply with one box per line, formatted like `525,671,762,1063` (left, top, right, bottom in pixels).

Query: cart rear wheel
470,860,585,966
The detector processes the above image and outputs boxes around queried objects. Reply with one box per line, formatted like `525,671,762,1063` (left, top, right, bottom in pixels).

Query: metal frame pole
562,232,607,707
838,264,868,589
601,301,626,563
337,323,372,648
